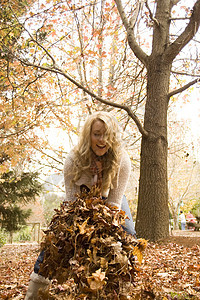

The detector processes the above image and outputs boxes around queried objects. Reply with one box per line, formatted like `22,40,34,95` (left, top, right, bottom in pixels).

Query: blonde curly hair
71,111,123,191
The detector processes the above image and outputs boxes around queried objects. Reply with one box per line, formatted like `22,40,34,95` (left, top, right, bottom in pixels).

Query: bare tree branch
114,0,149,66
0,108,49,139
17,57,148,137
176,162,196,210
145,0,159,26
172,70,200,77
31,157,63,172
129,0,144,29
32,146,63,166
170,17,190,21
170,0,181,7
168,78,199,99
164,0,200,63
3,2,150,138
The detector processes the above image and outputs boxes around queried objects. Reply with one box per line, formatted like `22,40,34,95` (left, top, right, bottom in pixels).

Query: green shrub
0,229,7,247
192,199,200,217
13,226,32,242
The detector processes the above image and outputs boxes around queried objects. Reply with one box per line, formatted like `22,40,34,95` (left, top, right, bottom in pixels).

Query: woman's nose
98,134,104,142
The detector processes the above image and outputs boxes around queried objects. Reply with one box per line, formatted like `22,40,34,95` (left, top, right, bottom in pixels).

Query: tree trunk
9,232,13,244
173,213,179,230
169,202,179,230
136,56,171,241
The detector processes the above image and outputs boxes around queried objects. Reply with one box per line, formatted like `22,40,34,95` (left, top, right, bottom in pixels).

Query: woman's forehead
91,119,106,131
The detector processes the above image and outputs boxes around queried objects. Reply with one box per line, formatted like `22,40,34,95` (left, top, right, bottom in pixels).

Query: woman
25,111,136,299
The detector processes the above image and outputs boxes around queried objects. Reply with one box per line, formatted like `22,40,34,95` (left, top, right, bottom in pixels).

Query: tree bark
134,0,172,240
136,56,171,240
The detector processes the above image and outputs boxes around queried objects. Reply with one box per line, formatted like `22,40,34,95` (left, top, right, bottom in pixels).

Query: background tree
43,192,63,224
0,0,74,174
192,199,200,217
1,0,200,241
0,170,42,239
0,0,47,173
167,100,200,228
168,151,199,229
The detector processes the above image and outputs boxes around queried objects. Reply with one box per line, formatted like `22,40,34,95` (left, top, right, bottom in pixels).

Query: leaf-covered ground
0,234,200,299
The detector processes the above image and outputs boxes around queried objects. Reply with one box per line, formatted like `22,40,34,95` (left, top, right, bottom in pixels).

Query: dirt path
161,229,200,248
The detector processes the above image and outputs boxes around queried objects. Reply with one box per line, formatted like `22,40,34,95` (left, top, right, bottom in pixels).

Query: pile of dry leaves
0,236,200,299
38,189,147,299
1,189,200,299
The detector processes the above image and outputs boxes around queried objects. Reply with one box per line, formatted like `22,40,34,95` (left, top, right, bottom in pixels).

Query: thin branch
0,109,49,139
9,4,56,66
30,157,63,172
164,0,200,63
176,163,196,209
5,3,148,138
170,0,181,6
129,0,143,29
171,70,200,77
23,71,48,94
168,78,199,99
42,179,65,193
114,0,149,66
145,0,159,26
31,146,63,166
18,57,148,137
170,17,190,21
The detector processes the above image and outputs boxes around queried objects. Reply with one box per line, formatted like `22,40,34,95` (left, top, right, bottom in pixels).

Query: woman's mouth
97,145,106,149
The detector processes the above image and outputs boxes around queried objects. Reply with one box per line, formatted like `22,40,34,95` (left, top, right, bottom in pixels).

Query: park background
0,0,200,298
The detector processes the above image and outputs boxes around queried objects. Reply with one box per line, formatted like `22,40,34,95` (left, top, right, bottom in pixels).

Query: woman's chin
94,148,107,157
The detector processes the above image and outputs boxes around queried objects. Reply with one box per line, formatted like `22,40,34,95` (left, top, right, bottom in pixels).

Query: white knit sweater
64,150,131,208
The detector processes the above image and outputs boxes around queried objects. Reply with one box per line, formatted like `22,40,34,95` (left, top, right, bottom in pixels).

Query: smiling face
90,119,109,156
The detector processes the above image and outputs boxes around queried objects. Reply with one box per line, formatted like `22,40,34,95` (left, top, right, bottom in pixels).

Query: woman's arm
63,153,79,203
107,151,131,208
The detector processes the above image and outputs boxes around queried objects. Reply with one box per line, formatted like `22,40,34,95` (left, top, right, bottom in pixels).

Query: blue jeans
34,195,136,274
121,195,136,237
181,222,186,230
34,250,45,274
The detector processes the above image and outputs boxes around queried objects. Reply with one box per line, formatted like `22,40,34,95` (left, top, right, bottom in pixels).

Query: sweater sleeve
63,154,79,203
106,151,131,209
